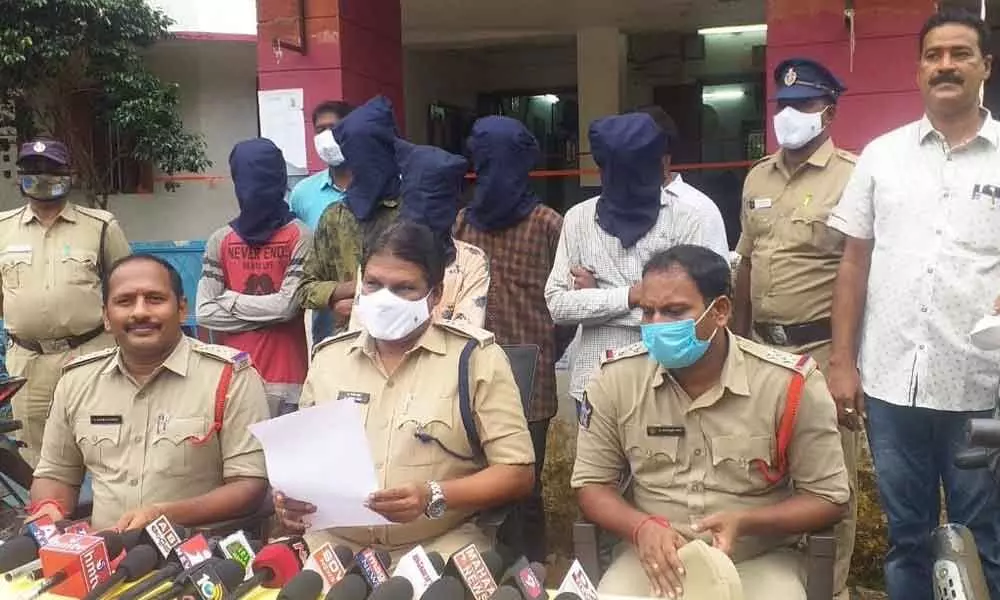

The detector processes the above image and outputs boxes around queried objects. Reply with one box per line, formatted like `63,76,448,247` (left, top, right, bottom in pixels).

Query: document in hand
249,401,391,530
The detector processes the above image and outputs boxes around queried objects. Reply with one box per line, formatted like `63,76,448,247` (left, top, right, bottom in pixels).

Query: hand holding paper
250,401,390,530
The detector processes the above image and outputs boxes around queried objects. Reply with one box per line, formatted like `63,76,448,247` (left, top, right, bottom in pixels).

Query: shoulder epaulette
737,337,817,377
191,343,252,372
62,346,117,372
312,328,363,359
0,207,24,223
600,341,648,366
437,320,494,347
835,148,859,164
73,205,116,224
748,153,777,172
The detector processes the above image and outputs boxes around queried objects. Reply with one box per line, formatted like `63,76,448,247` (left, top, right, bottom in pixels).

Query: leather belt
8,326,104,355
753,318,831,348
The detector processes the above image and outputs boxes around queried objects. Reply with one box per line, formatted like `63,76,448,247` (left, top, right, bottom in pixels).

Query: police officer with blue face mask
571,244,849,600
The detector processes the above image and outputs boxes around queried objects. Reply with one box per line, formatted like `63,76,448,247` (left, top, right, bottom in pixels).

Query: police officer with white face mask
273,220,535,562
731,58,859,600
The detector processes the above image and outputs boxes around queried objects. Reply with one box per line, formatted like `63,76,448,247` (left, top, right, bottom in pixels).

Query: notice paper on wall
249,400,390,530
258,88,308,175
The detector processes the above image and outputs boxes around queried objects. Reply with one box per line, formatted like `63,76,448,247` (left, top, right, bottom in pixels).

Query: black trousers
498,418,550,562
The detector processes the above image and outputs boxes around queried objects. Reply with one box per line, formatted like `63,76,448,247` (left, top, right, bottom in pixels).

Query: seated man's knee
598,540,743,599
735,549,807,600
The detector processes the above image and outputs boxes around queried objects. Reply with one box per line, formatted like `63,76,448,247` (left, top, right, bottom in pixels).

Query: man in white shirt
827,9,1000,599
636,105,730,256
545,112,729,411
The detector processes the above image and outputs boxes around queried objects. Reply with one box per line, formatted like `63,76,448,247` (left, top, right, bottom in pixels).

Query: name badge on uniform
647,425,684,437
90,415,123,425
4,245,31,253
579,393,593,429
337,390,370,405
973,183,1000,208
750,198,772,210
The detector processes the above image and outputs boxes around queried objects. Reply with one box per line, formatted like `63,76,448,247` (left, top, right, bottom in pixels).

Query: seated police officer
275,221,534,561
572,245,848,600
28,255,271,531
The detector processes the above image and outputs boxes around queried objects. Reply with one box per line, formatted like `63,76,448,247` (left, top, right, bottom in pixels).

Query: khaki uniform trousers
305,520,491,566
600,543,805,600
6,332,115,468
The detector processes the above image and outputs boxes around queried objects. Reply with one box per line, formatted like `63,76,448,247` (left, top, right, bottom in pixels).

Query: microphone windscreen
553,594,582,600
325,573,368,600
0,535,39,572
376,550,392,569
426,551,445,575
368,576,413,600
217,558,248,589
491,586,524,600
121,545,159,580
482,550,505,582
252,543,301,587
96,531,125,559
250,540,264,553
278,569,324,600
333,545,354,568
420,575,465,600
121,529,144,551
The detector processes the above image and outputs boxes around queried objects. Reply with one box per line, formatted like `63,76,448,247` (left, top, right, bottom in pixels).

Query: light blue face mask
641,299,719,369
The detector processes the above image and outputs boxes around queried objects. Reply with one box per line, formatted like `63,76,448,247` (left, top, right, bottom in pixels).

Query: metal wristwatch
425,481,447,519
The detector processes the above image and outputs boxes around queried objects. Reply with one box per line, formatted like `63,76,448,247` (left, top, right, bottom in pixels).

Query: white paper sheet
257,88,308,175
249,401,389,529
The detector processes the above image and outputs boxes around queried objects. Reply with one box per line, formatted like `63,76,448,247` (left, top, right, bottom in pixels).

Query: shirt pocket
0,250,32,288
61,250,98,285
708,435,774,493
786,212,844,254
394,398,462,467
150,417,214,478
951,186,1000,253
74,422,121,471
625,426,681,480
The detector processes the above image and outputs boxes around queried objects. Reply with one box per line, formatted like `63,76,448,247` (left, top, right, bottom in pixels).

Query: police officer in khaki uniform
0,139,131,467
28,255,270,531
573,245,848,600
276,221,534,561
731,58,859,600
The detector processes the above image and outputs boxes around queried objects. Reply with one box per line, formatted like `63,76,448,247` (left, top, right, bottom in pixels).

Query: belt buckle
38,338,70,354
769,325,789,346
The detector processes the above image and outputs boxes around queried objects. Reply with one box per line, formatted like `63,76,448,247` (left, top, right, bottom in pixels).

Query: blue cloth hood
333,95,401,222
228,138,293,247
397,140,468,262
591,112,666,249
466,116,540,231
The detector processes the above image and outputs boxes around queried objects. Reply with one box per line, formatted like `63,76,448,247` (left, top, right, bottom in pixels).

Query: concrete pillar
766,0,935,153
257,0,404,173
576,27,626,188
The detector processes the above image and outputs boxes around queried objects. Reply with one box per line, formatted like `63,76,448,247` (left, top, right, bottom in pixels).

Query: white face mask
313,129,345,166
773,106,827,150
356,288,431,341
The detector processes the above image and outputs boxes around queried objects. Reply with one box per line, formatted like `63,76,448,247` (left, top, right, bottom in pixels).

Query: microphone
967,418,1000,448
444,544,500,600
115,562,185,600
932,523,992,600
392,545,442,598
491,587,525,600
0,534,41,572
553,594,583,600
555,558,598,600
231,542,302,596
351,547,392,590
133,515,187,560
278,569,325,600
81,544,159,600
427,551,446,574
173,533,215,569
421,575,467,600
215,530,258,576
148,557,245,600
325,573,369,600
303,542,354,593
0,419,23,435
23,514,61,548
367,575,413,600
498,557,546,600
30,532,123,598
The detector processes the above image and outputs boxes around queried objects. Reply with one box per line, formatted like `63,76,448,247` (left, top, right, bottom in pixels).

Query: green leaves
0,0,211,207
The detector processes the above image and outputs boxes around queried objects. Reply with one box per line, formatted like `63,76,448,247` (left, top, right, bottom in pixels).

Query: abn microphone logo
195,572,223,600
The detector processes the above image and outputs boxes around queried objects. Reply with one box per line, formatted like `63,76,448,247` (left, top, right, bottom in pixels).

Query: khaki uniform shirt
34,336,270,530
300,321,534,550
736,140,856,328
0,202,131,341
571,332,849,562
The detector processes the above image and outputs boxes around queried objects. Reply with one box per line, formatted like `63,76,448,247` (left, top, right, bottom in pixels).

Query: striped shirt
545,191,730,401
